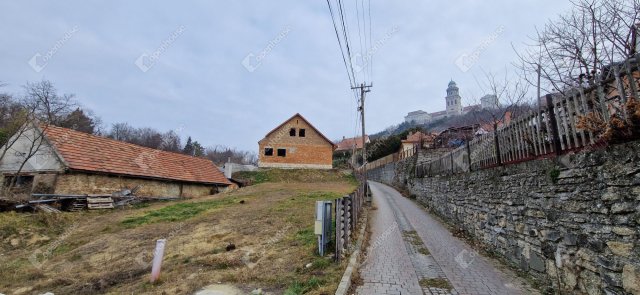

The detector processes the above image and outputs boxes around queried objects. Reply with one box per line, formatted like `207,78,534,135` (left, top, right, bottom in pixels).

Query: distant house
258,113,334,169
434,125,479,148
335,135,370,152
0,124,232,197
475,112,512,136
401,131,436,152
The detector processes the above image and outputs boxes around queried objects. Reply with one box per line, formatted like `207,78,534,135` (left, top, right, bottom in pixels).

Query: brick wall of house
258,115,333,169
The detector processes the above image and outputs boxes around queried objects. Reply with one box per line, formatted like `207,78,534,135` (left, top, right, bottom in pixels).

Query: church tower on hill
445,80,463,116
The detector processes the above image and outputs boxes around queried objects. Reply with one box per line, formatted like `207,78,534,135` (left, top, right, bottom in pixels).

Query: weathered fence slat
364,62,638,178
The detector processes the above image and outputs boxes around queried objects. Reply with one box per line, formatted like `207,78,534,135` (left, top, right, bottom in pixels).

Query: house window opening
277,148,286,157
264,148,274,156
289,128,296,136
299,129,306,137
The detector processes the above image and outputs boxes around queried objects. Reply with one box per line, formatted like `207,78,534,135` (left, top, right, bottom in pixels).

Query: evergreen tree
193,141,204,157
59,108,96,134
183,136,194,155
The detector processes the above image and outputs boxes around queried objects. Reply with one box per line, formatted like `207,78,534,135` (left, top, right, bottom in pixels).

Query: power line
336,0,358,85
326,0,355,88
325,0,374,185
355,0,365,82
367,0,373,81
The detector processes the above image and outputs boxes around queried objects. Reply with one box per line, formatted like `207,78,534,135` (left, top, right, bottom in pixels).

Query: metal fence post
465,142,472,171
494,122,502,165
334,198,342,262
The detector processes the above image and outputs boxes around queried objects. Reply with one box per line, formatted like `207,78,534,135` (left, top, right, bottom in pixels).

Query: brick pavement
354,181,540,295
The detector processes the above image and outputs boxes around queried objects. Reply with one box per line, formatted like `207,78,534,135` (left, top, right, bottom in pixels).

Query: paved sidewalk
355,181,423,295
355,181,539,295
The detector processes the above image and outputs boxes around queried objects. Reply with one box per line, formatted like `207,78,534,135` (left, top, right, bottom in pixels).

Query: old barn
0,124,231,198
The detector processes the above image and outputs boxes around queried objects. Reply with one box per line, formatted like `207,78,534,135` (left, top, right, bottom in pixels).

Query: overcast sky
0,1,573,151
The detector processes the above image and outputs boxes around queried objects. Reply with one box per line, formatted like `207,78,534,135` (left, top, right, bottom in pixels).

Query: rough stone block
606,241,634,258
530,251,546,272
623,264,640,294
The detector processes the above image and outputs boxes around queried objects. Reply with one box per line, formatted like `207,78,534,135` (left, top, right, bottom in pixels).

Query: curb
334,212,368,295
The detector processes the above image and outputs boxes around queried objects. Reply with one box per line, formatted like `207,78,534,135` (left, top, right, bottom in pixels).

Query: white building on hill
404,81,498,124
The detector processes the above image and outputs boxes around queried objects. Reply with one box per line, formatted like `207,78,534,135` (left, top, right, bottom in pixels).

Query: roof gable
260,113,334,146
40,125,231,185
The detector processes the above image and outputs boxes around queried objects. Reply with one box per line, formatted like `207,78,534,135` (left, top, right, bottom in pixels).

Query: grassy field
0,169,356,295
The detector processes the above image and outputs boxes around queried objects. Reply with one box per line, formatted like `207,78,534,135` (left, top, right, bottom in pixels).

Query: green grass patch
284,277,326,295
233,169,355,185
274,191,344,214
295,228,316,246
121,198,235,227
549,168,560,184
417,247,430,255
419,278,452,290
311,257,331,270
52,244,73,255
132,202,151,209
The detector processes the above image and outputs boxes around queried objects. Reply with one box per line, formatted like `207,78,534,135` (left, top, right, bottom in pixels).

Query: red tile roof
401,131,436,143
335,135,369,151
41,125,231,185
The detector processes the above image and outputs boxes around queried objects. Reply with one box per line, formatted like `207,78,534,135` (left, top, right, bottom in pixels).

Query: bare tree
205,145,257,165
1,80,74,198
465,70,536,163
516,0,640,94
108,122,135,141
23,80,74,124
471,70,533,132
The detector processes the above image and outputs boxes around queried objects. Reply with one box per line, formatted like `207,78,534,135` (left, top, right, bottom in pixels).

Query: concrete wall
224,163,258,178
258,115,333,169
0,126,65,174
54,173,221,198
369,142,640,295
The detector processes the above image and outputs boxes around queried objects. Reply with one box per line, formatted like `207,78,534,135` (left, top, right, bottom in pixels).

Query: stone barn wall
369,142,640,294
54,173,222,198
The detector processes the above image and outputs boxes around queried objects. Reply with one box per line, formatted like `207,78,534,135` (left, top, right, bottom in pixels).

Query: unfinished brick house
0,124,231,197
258,113,334,169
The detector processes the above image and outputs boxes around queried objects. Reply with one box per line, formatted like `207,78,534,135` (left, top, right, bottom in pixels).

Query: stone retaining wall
369,142,640,294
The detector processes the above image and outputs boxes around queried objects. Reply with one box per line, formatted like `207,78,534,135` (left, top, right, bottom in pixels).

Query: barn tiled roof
41,125,231,185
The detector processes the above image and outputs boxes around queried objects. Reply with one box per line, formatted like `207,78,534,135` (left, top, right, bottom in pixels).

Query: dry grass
0,170,356,294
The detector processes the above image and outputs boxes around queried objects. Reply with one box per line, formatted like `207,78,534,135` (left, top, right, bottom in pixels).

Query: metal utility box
315,201,332,256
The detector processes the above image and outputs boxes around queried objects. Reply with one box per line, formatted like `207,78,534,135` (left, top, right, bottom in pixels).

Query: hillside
0,170,357,295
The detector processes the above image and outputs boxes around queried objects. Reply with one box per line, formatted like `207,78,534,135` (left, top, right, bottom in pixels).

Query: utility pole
352,83,372,191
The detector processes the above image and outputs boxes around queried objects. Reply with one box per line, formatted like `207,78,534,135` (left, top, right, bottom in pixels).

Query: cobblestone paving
355,182,423,295
355,181,540,295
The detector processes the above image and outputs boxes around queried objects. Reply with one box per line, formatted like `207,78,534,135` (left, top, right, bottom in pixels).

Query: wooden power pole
352,83,372,190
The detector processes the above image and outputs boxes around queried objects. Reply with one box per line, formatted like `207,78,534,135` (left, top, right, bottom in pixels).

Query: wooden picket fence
334,182,367,262
417,56,640,177
365,146,417,171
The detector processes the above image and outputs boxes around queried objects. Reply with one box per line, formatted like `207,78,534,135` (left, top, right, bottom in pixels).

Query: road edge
334,212,368,295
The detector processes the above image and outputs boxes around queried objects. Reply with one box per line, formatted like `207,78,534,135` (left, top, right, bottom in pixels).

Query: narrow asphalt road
355,181,539,295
